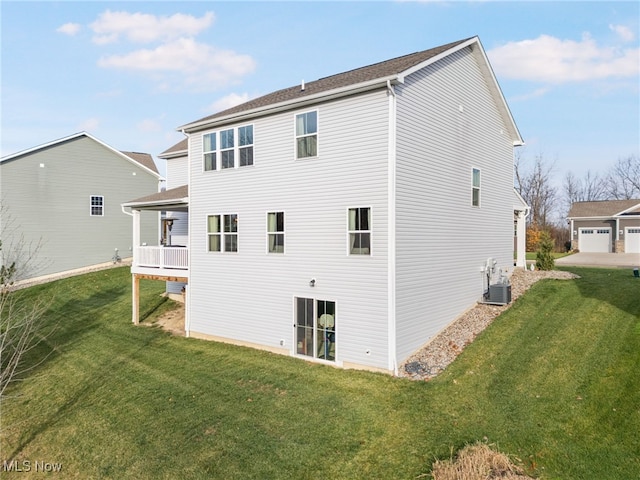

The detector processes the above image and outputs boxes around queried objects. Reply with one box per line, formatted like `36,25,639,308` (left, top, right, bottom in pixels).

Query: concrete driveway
555,252,640,268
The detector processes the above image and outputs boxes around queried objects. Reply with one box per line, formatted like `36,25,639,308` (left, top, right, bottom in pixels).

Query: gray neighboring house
567,199,640,253
127,36,527,374
0,132,163,279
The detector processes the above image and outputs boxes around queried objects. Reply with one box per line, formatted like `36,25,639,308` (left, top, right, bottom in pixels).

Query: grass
525,251,572,261
1,266,639,479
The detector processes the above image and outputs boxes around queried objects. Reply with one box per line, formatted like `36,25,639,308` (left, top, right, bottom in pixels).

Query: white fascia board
180,76,399,133
568,215,618,221
0,131,87,163
397,36,524,147
614,202,640,216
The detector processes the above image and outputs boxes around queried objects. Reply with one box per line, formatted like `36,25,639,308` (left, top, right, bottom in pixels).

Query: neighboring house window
207,214,238,252
472,168,481,207
295,111,318,158
348,207,371,255
203,125,254,171
267,212,285,253
203,133,216,171
90,196,104,216
239,125,254,166
220,129,235,169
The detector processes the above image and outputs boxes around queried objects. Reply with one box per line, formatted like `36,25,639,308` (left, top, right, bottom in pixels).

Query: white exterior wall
394,46,516,363
188,91,391,369
166,155,189,189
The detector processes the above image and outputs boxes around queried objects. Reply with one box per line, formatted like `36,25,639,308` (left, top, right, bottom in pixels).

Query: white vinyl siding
394,46,516,363
188,91,390,369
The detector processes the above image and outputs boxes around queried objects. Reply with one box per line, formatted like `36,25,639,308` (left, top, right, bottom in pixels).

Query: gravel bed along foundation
400,268,580,381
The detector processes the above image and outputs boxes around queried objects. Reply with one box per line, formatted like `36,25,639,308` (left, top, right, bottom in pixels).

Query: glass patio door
295,298,335,361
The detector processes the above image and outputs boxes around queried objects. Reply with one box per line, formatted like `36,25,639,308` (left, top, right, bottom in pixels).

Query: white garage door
625,227,640,253
579,228,611,253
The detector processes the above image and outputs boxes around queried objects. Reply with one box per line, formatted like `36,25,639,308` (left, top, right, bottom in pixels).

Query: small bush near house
430,442,532,480
535,231,555,270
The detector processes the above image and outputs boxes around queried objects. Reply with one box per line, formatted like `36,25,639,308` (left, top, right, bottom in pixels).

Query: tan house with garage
568,199,640,253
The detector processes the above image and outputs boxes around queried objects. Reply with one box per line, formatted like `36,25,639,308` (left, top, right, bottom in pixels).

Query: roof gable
568,199,640,218
179,36,522,145
1,132,163,179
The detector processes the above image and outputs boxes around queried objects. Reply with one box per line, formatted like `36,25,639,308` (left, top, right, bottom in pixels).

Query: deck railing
134,246,188,270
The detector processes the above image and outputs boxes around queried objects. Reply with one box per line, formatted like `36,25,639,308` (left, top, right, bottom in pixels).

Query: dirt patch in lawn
149,300,185,336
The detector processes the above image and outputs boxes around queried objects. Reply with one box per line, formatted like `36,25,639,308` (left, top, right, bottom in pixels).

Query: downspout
387,80,398,375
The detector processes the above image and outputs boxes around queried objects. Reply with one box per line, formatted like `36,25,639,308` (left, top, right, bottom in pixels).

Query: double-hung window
348,207,371,255
239,125,254,166
204,133,216,171
472,168,481,207
207,214,238,252
267,212,285,253
203,124,253,171
90,195,104,216
220,129,235,169
295,111,317,159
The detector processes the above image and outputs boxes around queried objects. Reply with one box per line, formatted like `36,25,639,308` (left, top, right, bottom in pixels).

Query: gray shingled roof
121,151,159,174
159,138,188,158
184,37,473,128
124,184,188,207
568,199,640,218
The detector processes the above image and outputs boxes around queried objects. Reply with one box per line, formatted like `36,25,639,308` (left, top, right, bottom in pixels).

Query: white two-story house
126,36,526,374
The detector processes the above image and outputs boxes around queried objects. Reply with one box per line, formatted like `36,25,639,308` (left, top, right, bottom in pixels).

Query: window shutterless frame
267,211,285,254
472,168,481,207
347,207,372,255
207,214,238,252
90,195,104,216
203,124,254,171
294,110,318,159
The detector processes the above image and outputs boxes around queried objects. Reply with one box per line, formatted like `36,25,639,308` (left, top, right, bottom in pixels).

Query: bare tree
0,206,50,401
563,170,606,211
515,152,558,227
605,155,640,200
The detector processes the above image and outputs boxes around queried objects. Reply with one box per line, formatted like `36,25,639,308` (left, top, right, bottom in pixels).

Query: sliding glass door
295,298,336,361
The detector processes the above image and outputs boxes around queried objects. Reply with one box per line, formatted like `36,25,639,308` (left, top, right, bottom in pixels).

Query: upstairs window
203,133,216,171
267,212,285,253
239,125,254,166
207,214,238,252
203,125,253,171
90,195,104,216
472,168,481,207
295,111,318,158
348,207,371,255
220,129,235,169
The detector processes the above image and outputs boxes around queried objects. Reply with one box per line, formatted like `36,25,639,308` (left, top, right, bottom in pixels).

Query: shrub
535,231,555,270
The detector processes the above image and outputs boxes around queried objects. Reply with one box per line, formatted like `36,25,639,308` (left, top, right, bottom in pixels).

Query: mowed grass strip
1,266,638,479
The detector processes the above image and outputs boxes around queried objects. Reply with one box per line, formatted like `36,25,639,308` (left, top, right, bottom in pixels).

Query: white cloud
207,93,253,113
609,24,635,43
488,34,640,83
57,22,81,36
78,117,100,132
509,87,550,102
97,38,256,91
137,118,163,133
90,10,214,45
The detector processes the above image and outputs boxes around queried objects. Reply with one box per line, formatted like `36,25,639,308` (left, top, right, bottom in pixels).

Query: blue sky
2,1,638,181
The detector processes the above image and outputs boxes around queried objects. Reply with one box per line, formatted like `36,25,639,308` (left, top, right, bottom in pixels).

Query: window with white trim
267,212,285,253
90,195,104,216
472,168,481,207
203,124,254,171
348,207,371,255
295,111,317,158
203,133,216,171
207,214,238,252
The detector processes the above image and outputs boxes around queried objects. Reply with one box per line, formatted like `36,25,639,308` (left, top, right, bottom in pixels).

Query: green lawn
1,266,639,479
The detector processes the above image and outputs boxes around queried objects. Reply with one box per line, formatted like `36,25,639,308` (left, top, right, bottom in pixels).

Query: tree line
515,153,639,251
